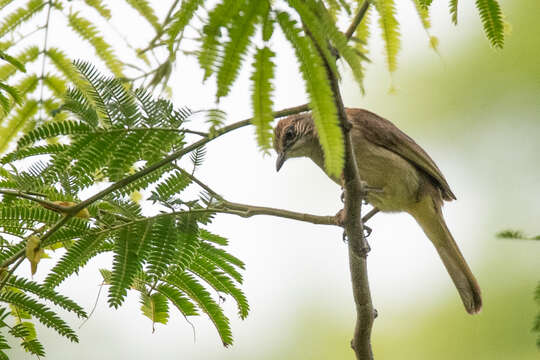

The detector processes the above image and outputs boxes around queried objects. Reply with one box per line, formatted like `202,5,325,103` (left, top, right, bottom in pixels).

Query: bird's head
273,113,316,172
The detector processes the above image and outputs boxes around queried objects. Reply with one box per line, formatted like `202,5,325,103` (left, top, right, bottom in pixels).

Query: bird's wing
348,108,456,201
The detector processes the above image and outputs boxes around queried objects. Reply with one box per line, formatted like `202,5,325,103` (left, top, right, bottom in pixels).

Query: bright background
9,1,539,359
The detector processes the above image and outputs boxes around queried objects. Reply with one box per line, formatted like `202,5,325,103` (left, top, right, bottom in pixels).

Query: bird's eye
285,128,295,142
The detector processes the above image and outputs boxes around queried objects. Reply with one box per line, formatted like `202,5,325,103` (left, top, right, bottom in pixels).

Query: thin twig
0,189,70,213
0,256,25,293
0,104,311,270
345,1,371,40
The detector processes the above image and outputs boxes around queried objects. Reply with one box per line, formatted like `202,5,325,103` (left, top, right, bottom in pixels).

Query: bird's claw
363,225,372,238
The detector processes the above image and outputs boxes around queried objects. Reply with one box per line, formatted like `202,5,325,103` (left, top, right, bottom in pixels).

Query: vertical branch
305,2,375,358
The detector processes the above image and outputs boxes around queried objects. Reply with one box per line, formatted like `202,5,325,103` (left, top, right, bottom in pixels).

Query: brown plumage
274,108,482,314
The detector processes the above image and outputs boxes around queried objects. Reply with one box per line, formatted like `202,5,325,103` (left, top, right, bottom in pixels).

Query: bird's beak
276,152,286,172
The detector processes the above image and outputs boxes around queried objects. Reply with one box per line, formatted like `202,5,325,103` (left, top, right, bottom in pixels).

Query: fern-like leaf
42,74,67,98
0,99,38,153
44,234,106,288
189,146,206,173
310,1,365,88
374,0,400,73
156,283,198,316
0,290,78,342
166,0,203,49
215,0,262,99
412,0,438,51
417,0,433,9
21,338,45,357
475,0,504,48
250,47,275,152
67,12,124,77
0,0,46,39
84,0,111,20
151,171,191,202
125,0,161,32
166,272,232,346
0,47,39,81
175,213,201,272
449,0,458,24
198,0,246,80
17,120,92,148
146,216,178,279
108,222,152,308
46,48,80,85
7,276,87,318
199,242,243,283
189,260,249,319
277,11,343,177
140,292,169,331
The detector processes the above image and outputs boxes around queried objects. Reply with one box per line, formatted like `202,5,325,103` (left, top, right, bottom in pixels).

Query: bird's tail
410,199,482,314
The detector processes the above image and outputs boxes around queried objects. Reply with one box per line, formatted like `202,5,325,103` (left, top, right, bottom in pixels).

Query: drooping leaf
277,11,344,177
449,0,458,24
475,0,504,48
250,47,275,152
67,12,124,77
374,0,401,73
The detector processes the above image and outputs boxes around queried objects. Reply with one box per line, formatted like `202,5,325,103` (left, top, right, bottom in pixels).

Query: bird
273,108,482,314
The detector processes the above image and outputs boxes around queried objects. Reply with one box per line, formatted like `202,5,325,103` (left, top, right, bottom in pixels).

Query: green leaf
0,82,20,104
0,290,78,342
417,0,433,9
67,12,124,77
166,272,233,346
44,234,107,288
215,0,263,99
0,99,38,153
199,242,243,283
0,49,26,72
156,283,198,316
6,276,87,318
17,120,92,148
374,0,401,73
125,0,161,32
277,11,344,177
475,0,504,48
46,48,79,85
21,338,45,357
190,260,249,319
166,0,204,50
199,229,228,246
151,170,191,202
251,47,275,152
449,0,458,24
146,216,178,279
198,0,246,80
140,292,169,331
42,75,67,97
354,3,371,78
309,1,365,89
108,222,152,308
0,0,46,38
496,229,540,241
0,46,38,81
84,0,111,19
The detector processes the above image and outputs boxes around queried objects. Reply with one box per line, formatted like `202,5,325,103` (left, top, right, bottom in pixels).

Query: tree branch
0,103,311,270
305,4,375,358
